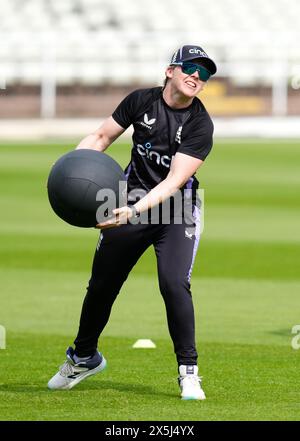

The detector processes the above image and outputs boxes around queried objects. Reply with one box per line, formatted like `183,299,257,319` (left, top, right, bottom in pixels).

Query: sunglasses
172,62,211,82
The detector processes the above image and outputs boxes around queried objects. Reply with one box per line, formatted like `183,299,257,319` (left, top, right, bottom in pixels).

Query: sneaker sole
48,356,107,391
181,395,206,400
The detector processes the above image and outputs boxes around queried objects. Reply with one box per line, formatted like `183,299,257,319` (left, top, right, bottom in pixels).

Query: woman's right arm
75,116,125,152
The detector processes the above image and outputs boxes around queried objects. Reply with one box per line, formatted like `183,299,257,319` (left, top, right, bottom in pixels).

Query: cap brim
184,55,217,75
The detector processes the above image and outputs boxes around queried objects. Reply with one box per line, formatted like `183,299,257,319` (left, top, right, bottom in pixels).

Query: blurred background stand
0,0,300,137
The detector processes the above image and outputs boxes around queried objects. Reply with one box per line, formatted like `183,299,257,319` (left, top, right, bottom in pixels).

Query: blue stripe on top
187,205,201,283
186,176,194,189
125,164,132,180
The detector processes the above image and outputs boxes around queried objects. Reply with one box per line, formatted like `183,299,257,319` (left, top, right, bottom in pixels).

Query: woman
48,45,217,400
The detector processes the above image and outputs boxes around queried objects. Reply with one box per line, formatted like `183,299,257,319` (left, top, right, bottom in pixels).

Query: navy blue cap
170,45,217,75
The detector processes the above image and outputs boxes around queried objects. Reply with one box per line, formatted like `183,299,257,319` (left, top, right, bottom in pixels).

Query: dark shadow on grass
0,384,48,393
268,328,291,337
0,380,177,399
78,379,177,399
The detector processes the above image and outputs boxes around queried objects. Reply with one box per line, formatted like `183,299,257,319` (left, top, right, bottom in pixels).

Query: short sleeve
177,113,214,161
112,90,140,129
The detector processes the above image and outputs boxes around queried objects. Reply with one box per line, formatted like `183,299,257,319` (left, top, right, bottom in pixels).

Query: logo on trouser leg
185,229,194,240
96,233,103,251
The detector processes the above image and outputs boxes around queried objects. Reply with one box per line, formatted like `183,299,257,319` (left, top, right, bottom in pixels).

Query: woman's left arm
134,152,203,213
97,152,203,228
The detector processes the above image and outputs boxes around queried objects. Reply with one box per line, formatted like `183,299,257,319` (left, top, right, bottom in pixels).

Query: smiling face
163,59,208,107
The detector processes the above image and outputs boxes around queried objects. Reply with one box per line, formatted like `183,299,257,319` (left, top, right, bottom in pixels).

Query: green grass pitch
0,139,300,421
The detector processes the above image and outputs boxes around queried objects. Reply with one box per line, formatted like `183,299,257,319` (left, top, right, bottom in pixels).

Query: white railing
1,29,300,118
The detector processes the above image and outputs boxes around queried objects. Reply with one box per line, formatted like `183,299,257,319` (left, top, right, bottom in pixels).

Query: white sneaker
178,365,206,400
48,346,107,390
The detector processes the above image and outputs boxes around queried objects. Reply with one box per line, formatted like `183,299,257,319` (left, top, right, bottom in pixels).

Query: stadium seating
1,0,299,85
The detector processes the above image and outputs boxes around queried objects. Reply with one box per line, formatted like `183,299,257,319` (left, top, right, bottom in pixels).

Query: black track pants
74,207,201,366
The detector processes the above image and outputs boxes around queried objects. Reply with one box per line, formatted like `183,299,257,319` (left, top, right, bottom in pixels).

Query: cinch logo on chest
136,142,171,168
137,113,156,130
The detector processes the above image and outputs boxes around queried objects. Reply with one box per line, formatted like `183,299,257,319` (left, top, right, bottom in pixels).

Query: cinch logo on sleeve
137,113,156,130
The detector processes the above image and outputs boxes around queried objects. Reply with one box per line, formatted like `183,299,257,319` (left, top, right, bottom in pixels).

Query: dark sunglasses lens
199,66,211,81
182,63,211,81
182,64,197,76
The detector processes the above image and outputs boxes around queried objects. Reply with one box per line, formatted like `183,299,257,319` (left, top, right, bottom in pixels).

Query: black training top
112,87,214,203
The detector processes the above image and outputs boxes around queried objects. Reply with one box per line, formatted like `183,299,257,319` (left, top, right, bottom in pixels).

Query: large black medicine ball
47,149,126,227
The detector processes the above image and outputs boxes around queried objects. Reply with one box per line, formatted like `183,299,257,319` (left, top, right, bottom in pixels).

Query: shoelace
60,360,89,377
181,375,202,387
59,361,74,377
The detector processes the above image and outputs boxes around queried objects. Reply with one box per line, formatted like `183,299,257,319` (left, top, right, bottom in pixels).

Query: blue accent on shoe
66,346,76,364
66,346,103,370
